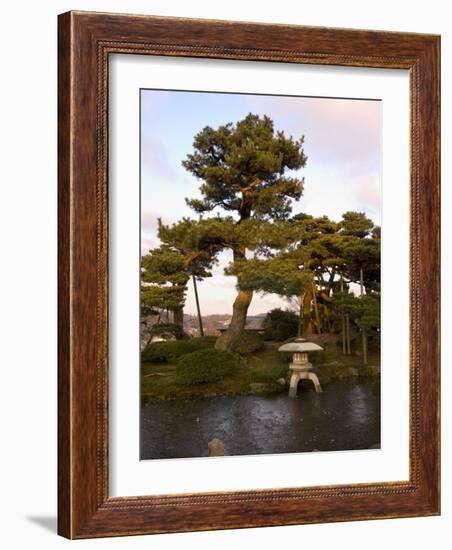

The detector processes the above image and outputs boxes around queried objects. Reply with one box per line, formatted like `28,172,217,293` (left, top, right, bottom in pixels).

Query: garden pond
140,381,380,459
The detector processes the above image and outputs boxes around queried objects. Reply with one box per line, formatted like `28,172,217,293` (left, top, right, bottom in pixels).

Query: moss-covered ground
141,341,380,401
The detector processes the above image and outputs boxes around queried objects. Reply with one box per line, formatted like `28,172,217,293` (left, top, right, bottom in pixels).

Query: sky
141,89,381,316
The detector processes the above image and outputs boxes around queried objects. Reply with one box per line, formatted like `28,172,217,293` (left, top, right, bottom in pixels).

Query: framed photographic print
58,11,440,538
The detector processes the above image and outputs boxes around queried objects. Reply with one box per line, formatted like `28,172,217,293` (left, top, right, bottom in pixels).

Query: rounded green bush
262,308,299,341
141,336,217,363
230,330,264,355
176,349,237,386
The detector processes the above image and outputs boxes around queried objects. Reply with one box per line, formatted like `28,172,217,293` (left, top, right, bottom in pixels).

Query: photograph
139,89,382,460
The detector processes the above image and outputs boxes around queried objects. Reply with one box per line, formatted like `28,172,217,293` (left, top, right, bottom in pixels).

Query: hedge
176,348,237,386
141,336,217,363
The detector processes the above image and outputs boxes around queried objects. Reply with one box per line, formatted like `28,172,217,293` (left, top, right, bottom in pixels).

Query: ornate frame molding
58,11,440,538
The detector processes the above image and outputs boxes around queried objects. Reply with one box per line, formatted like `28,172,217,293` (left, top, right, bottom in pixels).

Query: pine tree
338,212,380,363
182,113,307,350
157,217,228,334
141,247,189,324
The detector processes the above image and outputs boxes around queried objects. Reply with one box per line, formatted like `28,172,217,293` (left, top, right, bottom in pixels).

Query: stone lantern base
288,362,322,398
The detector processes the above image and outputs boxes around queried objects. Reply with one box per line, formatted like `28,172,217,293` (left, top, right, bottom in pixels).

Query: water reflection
140,382,380,460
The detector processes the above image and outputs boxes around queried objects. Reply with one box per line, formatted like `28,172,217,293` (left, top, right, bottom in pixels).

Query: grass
313,347,380,368
140,340,381,401
311,347,381,383
141,345,290,401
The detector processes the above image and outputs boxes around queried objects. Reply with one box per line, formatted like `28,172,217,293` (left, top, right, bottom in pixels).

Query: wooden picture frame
58,11,440,539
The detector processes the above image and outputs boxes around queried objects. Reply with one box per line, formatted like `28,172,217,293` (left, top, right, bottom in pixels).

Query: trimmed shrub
263,309,299,341
230,330,264,355
151,323,186,340
141,336,217,363
176,349,237,386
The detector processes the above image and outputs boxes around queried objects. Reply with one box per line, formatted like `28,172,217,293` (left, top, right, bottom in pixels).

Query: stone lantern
278,338,324,398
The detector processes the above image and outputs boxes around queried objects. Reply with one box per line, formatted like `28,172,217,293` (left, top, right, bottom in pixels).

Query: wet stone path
140,382,381,460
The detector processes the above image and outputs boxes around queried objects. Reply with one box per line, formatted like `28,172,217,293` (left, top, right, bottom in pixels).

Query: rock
277,377,286,386
348,367,359,376
208,438,225,456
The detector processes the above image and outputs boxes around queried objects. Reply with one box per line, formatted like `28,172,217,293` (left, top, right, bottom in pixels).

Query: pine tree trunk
319,290,332,333
341,314,346,354
192,274,204,337
215,244,253,351
340,277,346,354
312,283,321,334
324,305,332,332
173,307,184,327
327,269,336,295
298,296,304,337
302,287,313,335
359,267,367,364
215,289,253,350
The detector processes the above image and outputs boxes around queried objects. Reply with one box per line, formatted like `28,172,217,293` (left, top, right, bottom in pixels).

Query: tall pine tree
182,113,307,350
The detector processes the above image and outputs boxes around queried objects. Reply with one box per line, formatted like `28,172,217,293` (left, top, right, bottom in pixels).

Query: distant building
217,315,266,334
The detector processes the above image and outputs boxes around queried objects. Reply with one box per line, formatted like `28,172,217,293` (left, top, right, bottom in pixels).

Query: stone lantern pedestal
278,338,324,398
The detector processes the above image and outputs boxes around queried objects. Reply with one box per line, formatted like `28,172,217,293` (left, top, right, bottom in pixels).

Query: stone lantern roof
278,338,323,353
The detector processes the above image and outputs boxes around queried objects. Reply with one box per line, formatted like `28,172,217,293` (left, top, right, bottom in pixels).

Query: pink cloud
245,95,381,174
356,174,381,212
